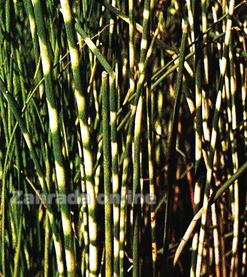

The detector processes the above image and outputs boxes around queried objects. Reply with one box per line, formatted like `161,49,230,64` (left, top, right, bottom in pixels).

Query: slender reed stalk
106,4,120,275
59,2,99,275
132,1,150,276
190,0,203,274
101,71,113,277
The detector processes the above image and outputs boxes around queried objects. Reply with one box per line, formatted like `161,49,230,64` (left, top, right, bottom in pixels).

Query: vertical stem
191,0,203,274
229,36,239,277
211,204,221,277
132,1,150,275
59,1,98,276
146,86,156,276
110,73,120,277
107,3,120,275
132,96,143,277
119,1,135,275
102,71,113,277
77,138,90,277
128,0,135,96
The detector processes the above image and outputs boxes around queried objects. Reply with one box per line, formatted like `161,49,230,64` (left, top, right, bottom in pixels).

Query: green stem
59,3,99,275
102,71,113,277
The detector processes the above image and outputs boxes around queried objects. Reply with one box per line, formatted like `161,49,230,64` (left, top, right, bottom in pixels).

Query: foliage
0,0,246,276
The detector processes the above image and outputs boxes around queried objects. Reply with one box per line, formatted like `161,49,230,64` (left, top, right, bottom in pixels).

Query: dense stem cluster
0,1,246,276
